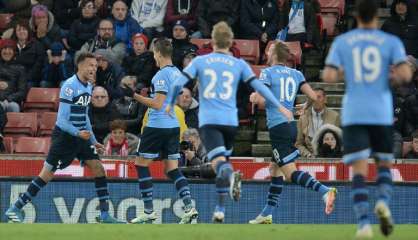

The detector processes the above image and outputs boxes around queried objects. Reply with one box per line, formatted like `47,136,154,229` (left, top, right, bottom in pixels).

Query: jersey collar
76,74,89,87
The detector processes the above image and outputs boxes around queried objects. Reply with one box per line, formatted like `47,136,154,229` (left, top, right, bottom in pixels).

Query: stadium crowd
0,0,417,161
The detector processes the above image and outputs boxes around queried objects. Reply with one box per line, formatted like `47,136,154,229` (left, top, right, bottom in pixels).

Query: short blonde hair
120,75,137,87
211,21,234,49
272,41,290,63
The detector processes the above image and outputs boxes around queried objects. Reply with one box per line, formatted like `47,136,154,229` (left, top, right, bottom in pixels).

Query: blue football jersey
57,75,96,143
146,65,180,128
183,52,256,127
326,29,407,126
260,65,305,129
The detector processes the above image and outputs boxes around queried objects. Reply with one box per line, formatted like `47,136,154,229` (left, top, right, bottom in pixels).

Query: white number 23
203,69,234,100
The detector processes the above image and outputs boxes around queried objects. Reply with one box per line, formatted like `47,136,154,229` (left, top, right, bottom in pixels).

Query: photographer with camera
179,128,207,167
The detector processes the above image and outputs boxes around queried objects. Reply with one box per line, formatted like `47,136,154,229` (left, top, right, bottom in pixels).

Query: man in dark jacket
195,0,240,38
52,0,80,30
95,48,125,100
0,39,26,112
89,86,122,143
29,4,63,49
68,0,101,51
171,20,198,69
382,0,418,57
76,19,127,64
240,0,280,43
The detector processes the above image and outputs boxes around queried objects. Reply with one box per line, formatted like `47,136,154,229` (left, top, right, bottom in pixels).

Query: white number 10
352,46,381,82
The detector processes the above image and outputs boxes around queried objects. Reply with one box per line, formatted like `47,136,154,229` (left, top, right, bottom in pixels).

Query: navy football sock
260,176,283,217
215,177,229,212
291,171,329,195
352,174,370,227
14,177,46,209
167,168,192,209
136,166,153,214
94,176,110,213
376,166,393,204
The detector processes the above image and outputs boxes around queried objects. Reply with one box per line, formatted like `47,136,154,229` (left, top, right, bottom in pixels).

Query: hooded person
171,20,198,69
29,4,63,49
94,48,125,99
311,124,343,158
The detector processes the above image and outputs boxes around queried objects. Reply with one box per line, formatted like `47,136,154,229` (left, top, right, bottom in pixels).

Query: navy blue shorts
45,127,100,172
199,125,238,161
343,125,394,164
269,121,300,167
137,127,180,160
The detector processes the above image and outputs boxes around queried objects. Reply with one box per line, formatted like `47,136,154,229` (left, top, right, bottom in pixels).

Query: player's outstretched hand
94,143,105,154
121,84,135,98
165,105,176,118
79,130,91,140
250,92,265,105
279,106,294,122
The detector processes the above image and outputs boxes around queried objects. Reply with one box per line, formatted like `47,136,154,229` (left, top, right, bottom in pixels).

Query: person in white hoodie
130,0,168,40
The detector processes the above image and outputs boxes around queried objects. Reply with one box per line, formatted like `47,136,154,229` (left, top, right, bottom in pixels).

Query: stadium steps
233,130,255,156
251,144,271,157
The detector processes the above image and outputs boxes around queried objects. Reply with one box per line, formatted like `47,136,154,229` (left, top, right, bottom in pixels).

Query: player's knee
269,163,282,177
164,160,179,173
135,157,151,167
377,160,392,169
88,160,106,177
211,157,226,171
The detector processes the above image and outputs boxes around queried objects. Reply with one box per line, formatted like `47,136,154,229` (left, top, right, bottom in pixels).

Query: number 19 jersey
183,52,256,127
325,29,407,126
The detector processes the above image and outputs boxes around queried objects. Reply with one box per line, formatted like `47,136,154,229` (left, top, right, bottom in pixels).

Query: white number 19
352,46,381,83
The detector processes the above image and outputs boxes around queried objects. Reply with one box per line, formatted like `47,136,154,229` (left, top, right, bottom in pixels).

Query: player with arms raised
5,53,124,223
249,41,337,224
323,0,412,238
167,21,291,223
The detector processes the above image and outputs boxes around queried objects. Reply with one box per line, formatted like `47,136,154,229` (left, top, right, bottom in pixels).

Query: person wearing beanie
95,49,125,99
111,0,144,52
29,4,63,49
171,20,198,69
382,0,418,57
40,42,74,88
68,0,101,52
130,0,168,40
0,39,26,112
122,33,158,87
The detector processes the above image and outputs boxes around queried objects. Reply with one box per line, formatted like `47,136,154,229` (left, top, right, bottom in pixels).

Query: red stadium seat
250,65,268,77
0,13,14,32
264,41,302,67
318,0,345,16
38,112,57,137
4,112,38,138
321,13,339,38
2,136,14,153
190,38,211,49
14,137,51,155
23,88,60,112
234,39,260,64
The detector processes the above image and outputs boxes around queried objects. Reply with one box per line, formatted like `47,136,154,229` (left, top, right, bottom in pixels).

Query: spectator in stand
195,0,240,38
382,0,418,57
0,39,26,112
103,119,140,156
1,0,53,20
12,18,46,88
295,88,340,158
76,19,126,64
164,0,199,35
278,0,320,47
94,0,113,19
180,128,208,167
130,0,168,40
171,20,198,69
312,124,343,158
95,48,125,99
0,106,7,153
52,0,80,31
112,76,146,135
177,87,199,129
89,86,121,143
29,4,63,49
68,0,101,52
182,51,196,69
41,42,74,88
405,130,418,159
121,33,158,87
240,0,280,45
111,0,144,51
404,86,418,137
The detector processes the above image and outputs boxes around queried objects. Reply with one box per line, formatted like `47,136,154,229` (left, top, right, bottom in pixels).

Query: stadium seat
234,39,260,64
2,136,14,154
4,112,38,138
190,38,211,49
0,13,14,32
38,112,57,137
321,13,339,38
23,88,60,112
250,65,268,77
318,0,345,16
14,137,51,155
264,41,302,67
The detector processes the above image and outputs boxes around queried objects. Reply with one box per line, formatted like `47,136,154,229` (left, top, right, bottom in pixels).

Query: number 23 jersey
326,29,407,126
183,52,256,127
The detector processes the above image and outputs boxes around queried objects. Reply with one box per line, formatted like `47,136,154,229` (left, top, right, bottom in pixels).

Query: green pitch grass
0,224,417,240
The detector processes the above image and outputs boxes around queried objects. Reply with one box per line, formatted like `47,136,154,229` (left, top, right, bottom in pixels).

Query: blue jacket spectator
111,0,143,51
41,42,74,88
